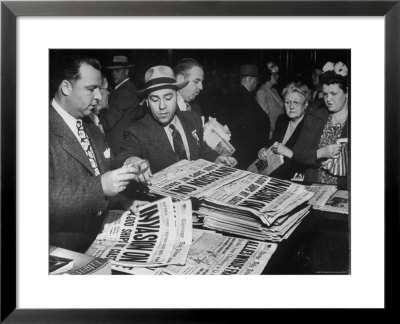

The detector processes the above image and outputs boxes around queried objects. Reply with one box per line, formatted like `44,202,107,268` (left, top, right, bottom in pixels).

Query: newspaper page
85,197,192,267
113,229,277,275
305,184,337,207
149,159,245,200
314,190,349,214
203,117,235,156
247,147,284,176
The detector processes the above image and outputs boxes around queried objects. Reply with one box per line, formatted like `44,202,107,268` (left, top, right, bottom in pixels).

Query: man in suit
174,58,204,117
227,64,271,170
49,55,148,253
117,65,237,174
89,75,110,134
101,55,145,155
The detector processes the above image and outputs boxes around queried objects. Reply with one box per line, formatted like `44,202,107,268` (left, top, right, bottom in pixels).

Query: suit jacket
101,79,145,155
117,111,219,173
293,107,348,187
268,114,306,180
228,85,271,170
49,106,113,252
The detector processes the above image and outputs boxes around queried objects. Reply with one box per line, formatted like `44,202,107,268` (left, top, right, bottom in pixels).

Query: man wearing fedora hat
227,64,270,170
101,55,145,156
116,65,237,174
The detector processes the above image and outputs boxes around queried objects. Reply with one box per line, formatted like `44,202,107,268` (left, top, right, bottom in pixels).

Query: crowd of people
49,53,349,253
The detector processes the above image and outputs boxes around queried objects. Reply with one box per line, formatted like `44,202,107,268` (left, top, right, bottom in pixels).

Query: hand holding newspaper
203,117,235,156
247,145,284,176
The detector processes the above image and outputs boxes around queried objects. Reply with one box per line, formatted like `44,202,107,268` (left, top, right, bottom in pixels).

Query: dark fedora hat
137,65,189,96
240,64,259,77
104,55,134,69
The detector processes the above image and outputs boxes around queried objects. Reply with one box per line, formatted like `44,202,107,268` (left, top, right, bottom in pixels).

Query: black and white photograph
48,48,351,275
2,1,394,319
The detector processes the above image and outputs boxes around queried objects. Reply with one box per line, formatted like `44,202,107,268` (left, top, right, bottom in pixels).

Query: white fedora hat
137,65,189,96
104,55,134,69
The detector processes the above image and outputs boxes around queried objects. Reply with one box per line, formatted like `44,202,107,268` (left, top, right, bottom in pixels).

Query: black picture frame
1,0,398,321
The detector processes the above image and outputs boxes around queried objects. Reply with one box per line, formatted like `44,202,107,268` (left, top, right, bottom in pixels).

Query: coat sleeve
292,114,324,168
49,149,109,229
115,125,145,168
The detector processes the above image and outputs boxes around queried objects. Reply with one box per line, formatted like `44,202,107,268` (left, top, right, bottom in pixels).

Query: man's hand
121,199,150,216
124,157,153,185
101,166,141,197
215,156,238,167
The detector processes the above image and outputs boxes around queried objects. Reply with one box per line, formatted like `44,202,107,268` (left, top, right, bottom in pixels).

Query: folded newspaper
112,228,277,275
203,117,235,156
85,197,193,268
247,147,284,176
314,190,349,214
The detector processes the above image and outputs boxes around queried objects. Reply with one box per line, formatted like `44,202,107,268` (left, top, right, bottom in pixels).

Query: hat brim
104,64,134,69
137,80,189,96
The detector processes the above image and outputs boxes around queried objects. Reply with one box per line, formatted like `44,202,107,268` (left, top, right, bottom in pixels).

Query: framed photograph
1,0,397,321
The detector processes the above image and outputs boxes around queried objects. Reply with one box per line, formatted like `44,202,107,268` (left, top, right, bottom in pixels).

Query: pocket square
103,148,111,158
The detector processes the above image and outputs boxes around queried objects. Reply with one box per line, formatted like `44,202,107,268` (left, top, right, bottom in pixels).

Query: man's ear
176,74,185,83
60,80,72,96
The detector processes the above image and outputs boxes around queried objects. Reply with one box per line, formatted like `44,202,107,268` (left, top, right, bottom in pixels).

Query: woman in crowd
256,62,284,138
257,82,309,180
293,61,349,188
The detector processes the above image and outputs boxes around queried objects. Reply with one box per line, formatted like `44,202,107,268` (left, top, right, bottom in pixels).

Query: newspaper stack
112,228,277,275
150,159,314,225
85,197,192,269
203,117,235,156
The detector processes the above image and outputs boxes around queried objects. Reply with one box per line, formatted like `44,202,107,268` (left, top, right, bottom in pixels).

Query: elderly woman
257,82,309,180
256,62,284,138
293,61,349,188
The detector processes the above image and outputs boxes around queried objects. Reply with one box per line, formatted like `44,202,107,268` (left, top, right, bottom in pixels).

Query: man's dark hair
50,54,101,97
173,57,203,77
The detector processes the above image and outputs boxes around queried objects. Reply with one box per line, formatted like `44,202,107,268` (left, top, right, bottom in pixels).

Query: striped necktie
76,120,100,176
169,124,188,161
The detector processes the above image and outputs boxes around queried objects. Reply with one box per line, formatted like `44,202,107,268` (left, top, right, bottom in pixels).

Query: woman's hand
271,142,293,159
258,147,269,161
317,144,342,159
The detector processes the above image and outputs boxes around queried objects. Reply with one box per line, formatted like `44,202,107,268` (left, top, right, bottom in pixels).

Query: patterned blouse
317,114,347,184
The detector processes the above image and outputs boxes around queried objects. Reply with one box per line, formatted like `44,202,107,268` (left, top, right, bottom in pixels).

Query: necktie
186,102,192,111
169,124,188,161
76,120,100,176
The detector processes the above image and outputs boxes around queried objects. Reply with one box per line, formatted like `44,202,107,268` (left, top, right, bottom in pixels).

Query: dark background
49,49,350,93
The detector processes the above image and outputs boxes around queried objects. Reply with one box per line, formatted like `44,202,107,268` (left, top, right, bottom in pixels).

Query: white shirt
164,115,191,160
52,99,82,144
177,93,189,111
114,78,130,90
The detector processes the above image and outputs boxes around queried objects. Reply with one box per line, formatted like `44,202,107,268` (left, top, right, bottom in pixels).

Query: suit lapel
146,114,177,161
50,107,96,175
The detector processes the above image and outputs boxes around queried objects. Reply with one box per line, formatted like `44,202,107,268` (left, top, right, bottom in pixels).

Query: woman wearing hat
256,62,284,138
293,61,349,188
